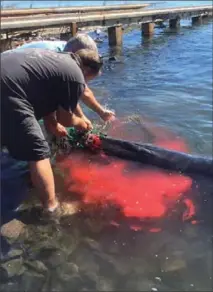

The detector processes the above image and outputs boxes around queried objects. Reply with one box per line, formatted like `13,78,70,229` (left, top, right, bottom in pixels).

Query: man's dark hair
74,49,103,75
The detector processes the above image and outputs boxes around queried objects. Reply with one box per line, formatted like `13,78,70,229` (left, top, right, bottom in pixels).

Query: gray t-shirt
1,48,85,120
1,48,85,161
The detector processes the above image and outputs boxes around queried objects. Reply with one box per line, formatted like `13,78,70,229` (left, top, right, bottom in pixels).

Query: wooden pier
1,4,150,24
0,4,212,50
1,4,150,17
1,5,212,32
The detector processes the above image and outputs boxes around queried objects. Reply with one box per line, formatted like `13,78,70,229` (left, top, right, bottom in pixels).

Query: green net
66,127,106,149
50,127,107,161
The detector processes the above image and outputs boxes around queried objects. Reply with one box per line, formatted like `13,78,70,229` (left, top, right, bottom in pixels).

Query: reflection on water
1,16,213,292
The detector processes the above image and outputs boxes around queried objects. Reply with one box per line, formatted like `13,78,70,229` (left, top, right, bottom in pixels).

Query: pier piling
70,22,77,37
60,22,77,41
141,22,155,36
192,15,203,25
169,17,180,29
108,25,123,46
202,13,209,19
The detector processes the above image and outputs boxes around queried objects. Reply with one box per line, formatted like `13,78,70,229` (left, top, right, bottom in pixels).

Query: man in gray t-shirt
1,48,103,212
2,33,115,132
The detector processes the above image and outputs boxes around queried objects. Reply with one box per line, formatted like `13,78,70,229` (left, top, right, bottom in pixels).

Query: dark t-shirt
1,48,85,120
1,48,85,161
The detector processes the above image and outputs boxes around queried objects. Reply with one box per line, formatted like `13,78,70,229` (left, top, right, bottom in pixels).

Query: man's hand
82,116,93,130
81,86,116,122
44,112,68,138
72,115,90,132
55,107,92,132
100,109,116,122
73,104,93,130
46,122,68,138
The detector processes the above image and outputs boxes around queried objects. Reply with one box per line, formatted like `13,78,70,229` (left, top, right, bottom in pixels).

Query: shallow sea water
0,2,212,292
91,19,213,156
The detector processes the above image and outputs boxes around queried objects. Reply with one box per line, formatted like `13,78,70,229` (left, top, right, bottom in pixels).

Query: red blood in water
57,153,193,223
156,140,189,153
56,122,196,230
182,198,196,221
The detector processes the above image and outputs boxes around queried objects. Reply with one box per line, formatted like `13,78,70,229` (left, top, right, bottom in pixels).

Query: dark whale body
101,137,213,178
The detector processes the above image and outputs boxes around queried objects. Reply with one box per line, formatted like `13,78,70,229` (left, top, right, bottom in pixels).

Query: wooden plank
1,4,150,17
1,5,212,33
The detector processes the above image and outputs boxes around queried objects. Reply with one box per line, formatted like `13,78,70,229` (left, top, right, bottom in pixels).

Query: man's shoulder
58,55,85,84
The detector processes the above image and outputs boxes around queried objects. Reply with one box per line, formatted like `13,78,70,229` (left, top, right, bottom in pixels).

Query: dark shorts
1,95,51,161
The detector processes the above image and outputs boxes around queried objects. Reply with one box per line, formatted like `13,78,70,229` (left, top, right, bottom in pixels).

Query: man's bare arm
81,85,115,121
74,103,85,118
56,106,88,131
44,108,88,135
73,103,93,129
81,85,104,116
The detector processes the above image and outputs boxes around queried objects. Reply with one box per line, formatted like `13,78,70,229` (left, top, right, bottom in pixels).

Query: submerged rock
25,240,58,261
55,263,85,290
109,256,133,276
19,271,46,292
37,248,67,269
125,276,157,291
85,218,105,233
1,219,26,244
163,258,186,272
94,37,103,43
57,262,79,281
24,260,48,275
108,56,117,62
206,251,213,278
71,245,99,275
96,277,115,291
0,258,25,281
82,238,101,251
50,269,92,291
7,248,23,259
0,281,20,292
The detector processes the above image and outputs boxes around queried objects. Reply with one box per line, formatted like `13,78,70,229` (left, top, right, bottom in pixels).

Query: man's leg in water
2,97,58,211
29,158,58,211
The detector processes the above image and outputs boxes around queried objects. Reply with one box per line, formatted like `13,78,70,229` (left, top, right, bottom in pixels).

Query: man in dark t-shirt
1,48,103,212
